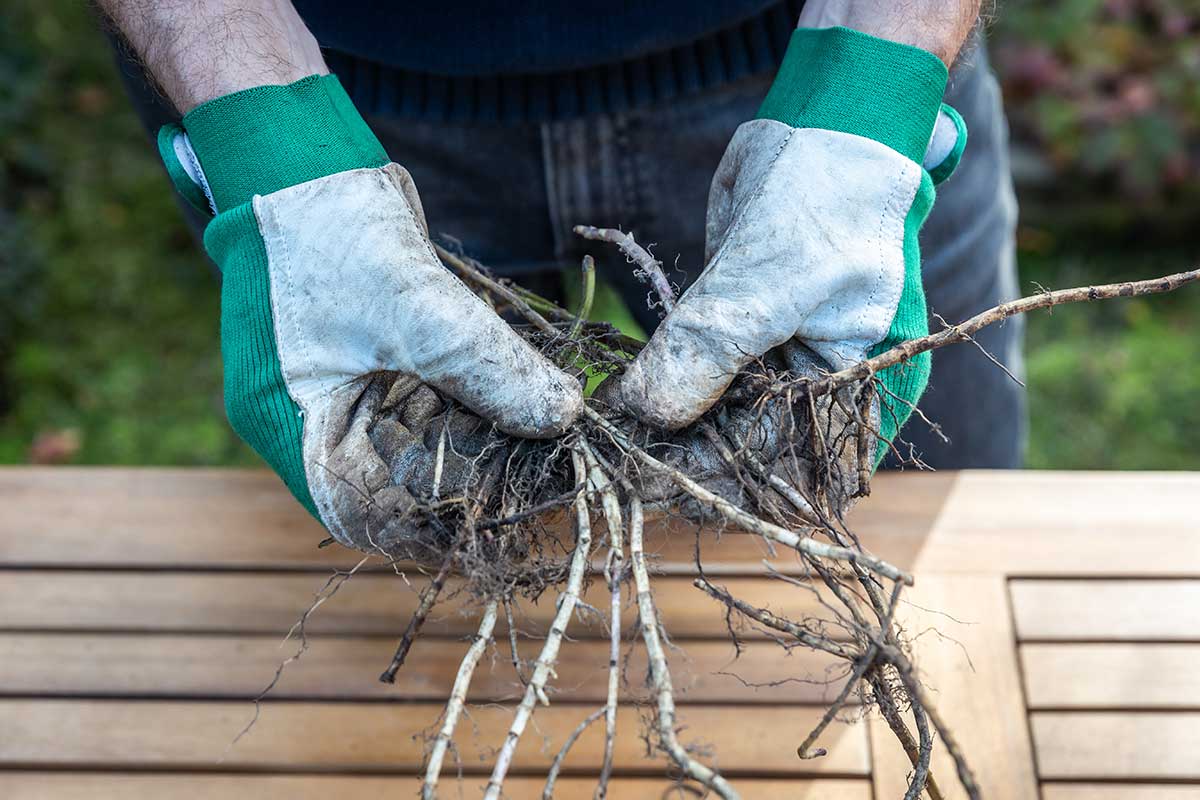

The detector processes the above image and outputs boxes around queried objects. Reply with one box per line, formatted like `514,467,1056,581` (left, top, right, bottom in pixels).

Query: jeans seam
614,112,654,247
540,121,568,261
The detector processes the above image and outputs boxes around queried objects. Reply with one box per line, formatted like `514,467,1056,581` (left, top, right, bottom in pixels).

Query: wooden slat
919,472,1200,574
0,773,874,800
0,633,846,705
0,467,951,571
0,469,328,567
1032,712,1200,779
1011,580,1200,641
869,575,1037,800
1042,786,1200,800
0,700,869,775
0,571,839,639
13,469,1200,574
1021,643,1200,708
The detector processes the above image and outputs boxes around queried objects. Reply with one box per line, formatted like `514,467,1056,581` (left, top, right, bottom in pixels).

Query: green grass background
2,1,1198,469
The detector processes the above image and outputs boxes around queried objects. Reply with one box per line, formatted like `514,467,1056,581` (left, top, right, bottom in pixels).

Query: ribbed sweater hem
328,0,802,123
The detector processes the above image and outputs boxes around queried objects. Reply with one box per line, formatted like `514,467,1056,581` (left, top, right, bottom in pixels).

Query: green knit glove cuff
758,26,948,164
158,74,389,213
758,27,951,464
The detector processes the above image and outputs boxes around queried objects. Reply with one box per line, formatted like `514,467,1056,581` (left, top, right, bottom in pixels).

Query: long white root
628,496,740,800
484,449,595,800
422,599,499,799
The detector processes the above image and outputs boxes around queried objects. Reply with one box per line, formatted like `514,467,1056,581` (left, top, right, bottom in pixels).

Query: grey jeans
116,41,1026,469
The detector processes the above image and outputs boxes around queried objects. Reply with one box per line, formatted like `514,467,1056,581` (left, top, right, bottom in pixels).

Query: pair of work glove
159,26,964,554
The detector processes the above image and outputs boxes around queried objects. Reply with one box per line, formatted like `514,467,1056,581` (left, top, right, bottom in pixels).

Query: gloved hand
611,27,965,461
158,75,582,554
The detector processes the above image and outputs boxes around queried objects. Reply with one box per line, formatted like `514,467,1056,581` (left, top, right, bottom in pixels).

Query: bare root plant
257,228,1199,799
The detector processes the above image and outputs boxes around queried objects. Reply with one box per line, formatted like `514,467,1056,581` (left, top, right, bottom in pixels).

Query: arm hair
95,0,327,113
798,0,982,65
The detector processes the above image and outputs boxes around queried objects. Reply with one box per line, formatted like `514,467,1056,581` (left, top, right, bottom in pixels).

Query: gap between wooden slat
870,575,1039,800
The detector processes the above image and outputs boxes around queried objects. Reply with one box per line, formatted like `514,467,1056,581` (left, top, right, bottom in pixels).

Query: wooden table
0,468,1197,799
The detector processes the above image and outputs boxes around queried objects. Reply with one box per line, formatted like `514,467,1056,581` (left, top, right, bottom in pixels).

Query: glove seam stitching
257,195,323,400
309,397,338,538
866,166,910,355
254,194,333,530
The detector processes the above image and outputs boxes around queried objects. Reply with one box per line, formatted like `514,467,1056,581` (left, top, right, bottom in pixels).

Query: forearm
97,0,327,113
798,0,980,65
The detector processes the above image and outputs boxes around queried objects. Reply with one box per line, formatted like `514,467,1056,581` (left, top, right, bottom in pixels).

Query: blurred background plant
996,0,1200,221
0,0,251,465
1,0,1197,469
991,0,1200,467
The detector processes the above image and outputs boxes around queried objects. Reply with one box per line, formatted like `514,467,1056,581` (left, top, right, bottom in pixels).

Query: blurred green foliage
0,0,256,465
1,0,1197,469
990,0,1200,468
1019,247,1200,469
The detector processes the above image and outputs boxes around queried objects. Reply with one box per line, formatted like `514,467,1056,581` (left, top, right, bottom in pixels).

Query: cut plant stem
573,225,676,312
434,243,558,336
794,267,1200,401
569,254,596,339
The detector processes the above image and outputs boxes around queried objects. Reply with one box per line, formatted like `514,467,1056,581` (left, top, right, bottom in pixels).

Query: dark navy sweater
291,1,803,121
